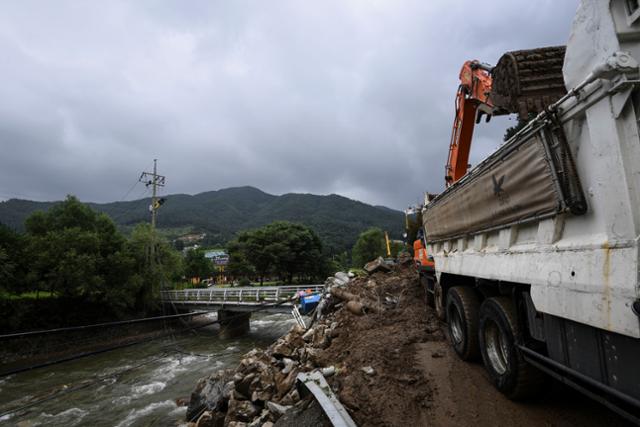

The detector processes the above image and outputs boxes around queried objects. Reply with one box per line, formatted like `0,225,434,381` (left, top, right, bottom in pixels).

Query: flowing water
0,313,295,427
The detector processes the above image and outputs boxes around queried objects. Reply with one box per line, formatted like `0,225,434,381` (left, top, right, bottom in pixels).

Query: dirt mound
186,261,441,426
316,264,442,426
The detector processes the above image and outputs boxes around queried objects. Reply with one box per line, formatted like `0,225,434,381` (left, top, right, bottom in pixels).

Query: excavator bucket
490,46,567,119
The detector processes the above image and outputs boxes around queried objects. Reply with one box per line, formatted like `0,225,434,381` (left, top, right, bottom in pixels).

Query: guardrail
161,285,325,306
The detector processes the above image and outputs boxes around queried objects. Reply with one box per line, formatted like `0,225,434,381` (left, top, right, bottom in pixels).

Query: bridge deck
162,285,325,313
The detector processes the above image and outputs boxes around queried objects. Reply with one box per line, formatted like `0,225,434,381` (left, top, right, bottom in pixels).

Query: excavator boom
445,47,567,186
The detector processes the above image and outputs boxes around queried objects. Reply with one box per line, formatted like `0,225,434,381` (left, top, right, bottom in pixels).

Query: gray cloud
0,0,579,208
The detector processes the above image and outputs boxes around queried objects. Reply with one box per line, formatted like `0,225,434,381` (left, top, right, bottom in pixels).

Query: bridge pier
218,310,251,338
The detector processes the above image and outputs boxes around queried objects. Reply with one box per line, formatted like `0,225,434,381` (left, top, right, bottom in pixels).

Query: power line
117,179,140,203
0,297,295,378
109,186,151,223
0,312,209,341
138,159,166,229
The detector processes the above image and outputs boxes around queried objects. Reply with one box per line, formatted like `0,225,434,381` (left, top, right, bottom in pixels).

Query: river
0,313,295,427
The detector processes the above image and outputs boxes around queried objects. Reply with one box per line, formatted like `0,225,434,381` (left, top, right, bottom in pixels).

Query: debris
321,366,336,377
334,271,350,286
266,400,291,416
396,251,413,265
186,261,441,426
363,256,393,274
346,300,365,315
296,370,357,427
361,366,375,376
329,287,359,302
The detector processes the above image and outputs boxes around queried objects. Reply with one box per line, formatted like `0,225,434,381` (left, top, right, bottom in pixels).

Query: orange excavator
445,60,495,186
446,47,567,186
413,60,498,271
414,46,566,282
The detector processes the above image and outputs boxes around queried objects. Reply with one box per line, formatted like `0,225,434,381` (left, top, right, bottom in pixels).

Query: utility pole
138,159,168,303
139,159,166,229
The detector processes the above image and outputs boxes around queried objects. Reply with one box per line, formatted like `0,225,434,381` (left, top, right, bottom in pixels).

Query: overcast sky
0,0,579,209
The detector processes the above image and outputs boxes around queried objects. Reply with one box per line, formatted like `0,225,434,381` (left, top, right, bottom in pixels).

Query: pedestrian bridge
161,285,325,314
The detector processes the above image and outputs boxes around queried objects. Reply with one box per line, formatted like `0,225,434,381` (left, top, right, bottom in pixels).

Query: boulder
187,369,234,422
333,271,350,286
266,401,292,416
195,410,225,427
226,399,259,423
364,256,392,274
249,409,273,426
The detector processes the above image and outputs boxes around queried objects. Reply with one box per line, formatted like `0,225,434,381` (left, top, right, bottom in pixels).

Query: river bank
186,260,434,426
0,313,208,376
0,313,296,426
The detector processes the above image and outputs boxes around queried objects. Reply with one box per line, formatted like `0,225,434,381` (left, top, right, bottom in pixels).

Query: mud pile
186,257,442,427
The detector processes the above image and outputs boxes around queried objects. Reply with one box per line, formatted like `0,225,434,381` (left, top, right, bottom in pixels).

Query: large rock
333,271,350,286
187,369,234,421
225,399,259,423
364,257,393,274
273,398,332,427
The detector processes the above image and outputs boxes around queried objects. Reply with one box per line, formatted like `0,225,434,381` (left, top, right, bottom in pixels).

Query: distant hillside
0,186,403,252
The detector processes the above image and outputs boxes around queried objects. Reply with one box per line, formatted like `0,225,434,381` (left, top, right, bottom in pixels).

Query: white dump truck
423,1,640,421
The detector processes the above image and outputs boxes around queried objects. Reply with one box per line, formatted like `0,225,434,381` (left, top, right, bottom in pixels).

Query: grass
1,290,57,300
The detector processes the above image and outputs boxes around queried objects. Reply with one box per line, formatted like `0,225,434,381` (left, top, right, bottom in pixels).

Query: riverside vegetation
0,195,400,333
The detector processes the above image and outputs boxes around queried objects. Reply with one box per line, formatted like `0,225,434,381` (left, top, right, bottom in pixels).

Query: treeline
225,222,405,285
0,196,181,320
226,222,328,285
0,196,407,330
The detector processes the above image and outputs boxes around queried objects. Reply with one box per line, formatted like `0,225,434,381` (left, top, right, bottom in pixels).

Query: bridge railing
161,285,325,305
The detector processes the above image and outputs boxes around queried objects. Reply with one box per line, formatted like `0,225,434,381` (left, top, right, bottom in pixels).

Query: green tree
184,249,213,280
127,223,183,308
229,221,326,284
0,224,28,294
226,241,256,281
24,196,139,311
232,227,275,285
264,222,323,284
351,227,386,267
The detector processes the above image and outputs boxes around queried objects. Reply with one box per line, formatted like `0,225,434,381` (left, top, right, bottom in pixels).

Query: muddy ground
317,264,634,427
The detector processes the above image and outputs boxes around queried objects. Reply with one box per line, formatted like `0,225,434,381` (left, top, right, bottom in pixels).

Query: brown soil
316,263,634,427
316,266,439,427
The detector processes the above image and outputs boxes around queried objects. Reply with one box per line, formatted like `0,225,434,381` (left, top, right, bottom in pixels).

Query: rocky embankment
185,255,442,427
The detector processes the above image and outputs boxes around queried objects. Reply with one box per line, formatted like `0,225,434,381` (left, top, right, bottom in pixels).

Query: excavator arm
445,60,494,186
444,47,567,187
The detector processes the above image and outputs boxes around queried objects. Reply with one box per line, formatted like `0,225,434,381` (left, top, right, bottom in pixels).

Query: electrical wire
0,318,282,419
0,297,295,378
0,312,209,340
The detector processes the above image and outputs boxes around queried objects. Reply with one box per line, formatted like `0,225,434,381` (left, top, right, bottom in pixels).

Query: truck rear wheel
446,286,481,361
479,297,544,399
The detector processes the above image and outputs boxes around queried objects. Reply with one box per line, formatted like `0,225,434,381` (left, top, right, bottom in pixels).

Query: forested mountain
0,186,403,252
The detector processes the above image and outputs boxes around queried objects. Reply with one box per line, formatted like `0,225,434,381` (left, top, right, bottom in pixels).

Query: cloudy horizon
0,0,578,210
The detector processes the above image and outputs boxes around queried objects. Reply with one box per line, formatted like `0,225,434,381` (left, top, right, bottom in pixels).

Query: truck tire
434,281,446,320
446,286,481,361
478,297,544,399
